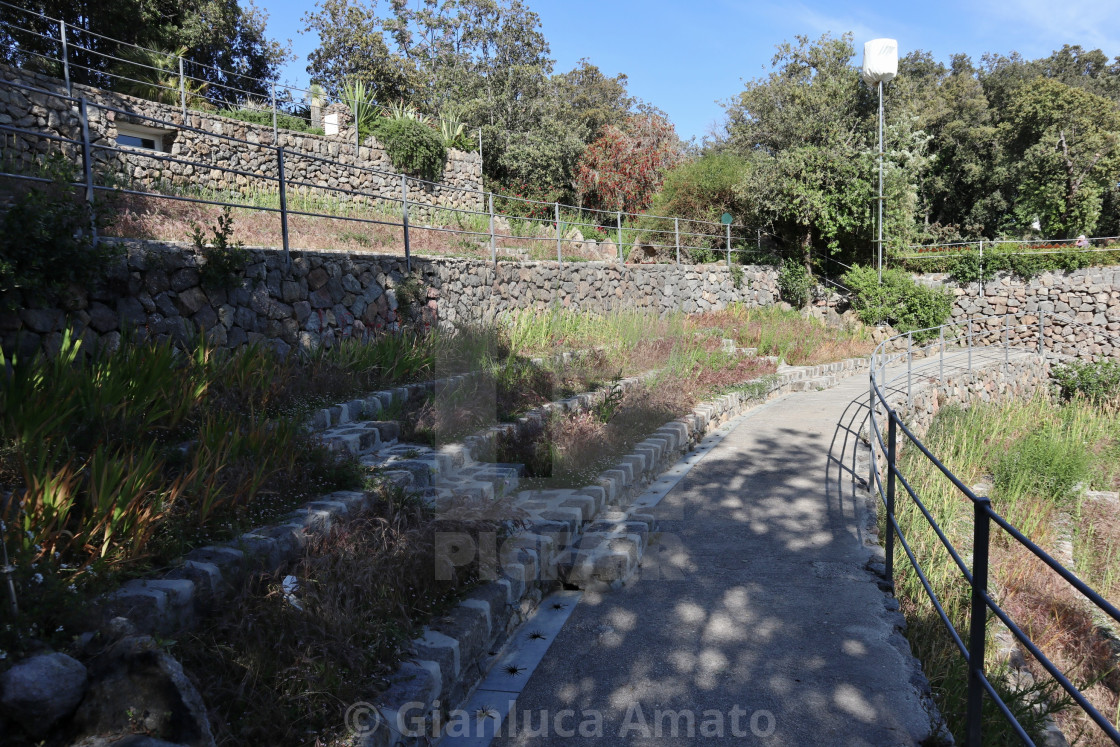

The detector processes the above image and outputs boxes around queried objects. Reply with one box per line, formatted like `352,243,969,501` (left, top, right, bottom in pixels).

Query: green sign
720,212,733,225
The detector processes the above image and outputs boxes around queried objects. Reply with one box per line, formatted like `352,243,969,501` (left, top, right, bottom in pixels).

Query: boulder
73,636,215,747
0,651,88,737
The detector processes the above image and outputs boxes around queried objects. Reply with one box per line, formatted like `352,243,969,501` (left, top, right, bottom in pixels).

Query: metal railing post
555,202,562,265
77,98,97,247
907,331,913,405
978,239,984,299
488,192,496,265
178,56,186,118
616,211,623,262
59,21,71,96
885,415,898,587
270,83,278,143
939,326,945,383
968,319,973,371
1038,310,1045,355
727,222,732,267
277,147,290,266
965,497,992,746
674,217,680,265
401,175,411,273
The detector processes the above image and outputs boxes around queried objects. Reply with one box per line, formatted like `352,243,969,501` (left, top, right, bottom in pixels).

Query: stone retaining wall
879,352,1055,442
0,65,482,218
0,240,782,359
917,267,1120,359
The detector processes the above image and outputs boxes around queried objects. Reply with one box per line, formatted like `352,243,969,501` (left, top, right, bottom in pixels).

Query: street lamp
862,38,898,284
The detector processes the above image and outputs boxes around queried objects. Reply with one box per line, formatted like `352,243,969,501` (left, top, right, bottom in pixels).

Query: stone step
557,510,657,589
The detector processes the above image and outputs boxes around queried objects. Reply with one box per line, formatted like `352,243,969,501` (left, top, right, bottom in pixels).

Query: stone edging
364,355,874,745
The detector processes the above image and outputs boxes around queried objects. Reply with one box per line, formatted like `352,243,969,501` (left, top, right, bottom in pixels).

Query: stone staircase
312,384,657,591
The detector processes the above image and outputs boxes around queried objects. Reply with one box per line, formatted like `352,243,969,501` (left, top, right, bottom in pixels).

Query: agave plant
438,112,468,149
340,78,378,136
383,99,429,125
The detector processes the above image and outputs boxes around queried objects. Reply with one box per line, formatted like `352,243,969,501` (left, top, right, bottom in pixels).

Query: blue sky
262,0,1120,143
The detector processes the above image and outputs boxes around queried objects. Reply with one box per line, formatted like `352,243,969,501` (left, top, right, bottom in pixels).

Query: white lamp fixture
863,38,898,284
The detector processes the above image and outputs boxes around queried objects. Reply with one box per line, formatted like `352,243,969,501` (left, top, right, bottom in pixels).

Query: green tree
3,0,289,101
724,33,873,264
1003,78,1120,236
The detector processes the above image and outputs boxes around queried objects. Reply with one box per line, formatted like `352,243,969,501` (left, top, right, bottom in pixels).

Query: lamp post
862,38,898,284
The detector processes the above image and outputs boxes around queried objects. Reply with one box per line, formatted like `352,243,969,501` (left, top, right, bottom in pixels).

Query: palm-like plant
340,79,377,136
111,45,209,108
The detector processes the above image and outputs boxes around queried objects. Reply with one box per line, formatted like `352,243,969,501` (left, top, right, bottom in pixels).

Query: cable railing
867,313,1120,745
0,75,785,272
0,0,327,134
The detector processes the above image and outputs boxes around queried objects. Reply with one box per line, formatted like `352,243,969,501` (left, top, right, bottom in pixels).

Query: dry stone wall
0,65,482,218
0,241,782,359
916,267,1120,359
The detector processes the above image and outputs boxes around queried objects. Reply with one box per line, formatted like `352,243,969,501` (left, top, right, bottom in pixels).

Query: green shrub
841,265,952,342
372,117,446,181
191,206,250,290
994,428,1090,504
777,259,813,307
221,107,325,135
648,153,749,250
1051,359,1120,404
0,153,120,300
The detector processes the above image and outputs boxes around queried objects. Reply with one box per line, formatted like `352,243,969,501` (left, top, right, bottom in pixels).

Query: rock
0,652,88,737
72,738,189,747
73,636,215,747
19,307,64,334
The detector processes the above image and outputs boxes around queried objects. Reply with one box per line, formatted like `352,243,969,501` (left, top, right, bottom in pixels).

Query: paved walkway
489,374,933,746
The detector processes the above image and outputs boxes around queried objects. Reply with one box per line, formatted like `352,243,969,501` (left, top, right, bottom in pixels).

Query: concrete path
486,373,933,746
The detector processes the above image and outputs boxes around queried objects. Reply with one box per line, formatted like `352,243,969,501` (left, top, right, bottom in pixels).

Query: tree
574,114,681,214
1003,78,1120,236
723,33,873,263
2,0,289,100
649,153,751,241
301,0,417,104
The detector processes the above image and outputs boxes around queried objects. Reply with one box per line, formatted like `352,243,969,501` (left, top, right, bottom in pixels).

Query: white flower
31,573,43,584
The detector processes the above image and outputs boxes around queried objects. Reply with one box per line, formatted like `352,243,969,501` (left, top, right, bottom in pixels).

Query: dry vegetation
894,396,1120,744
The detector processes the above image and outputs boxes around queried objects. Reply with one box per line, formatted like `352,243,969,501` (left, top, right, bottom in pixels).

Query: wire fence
0,0,329,136
866,314,1120,745
0,74,789,271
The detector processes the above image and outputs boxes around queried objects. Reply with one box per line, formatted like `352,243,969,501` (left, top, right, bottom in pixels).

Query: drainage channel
437,393,792,746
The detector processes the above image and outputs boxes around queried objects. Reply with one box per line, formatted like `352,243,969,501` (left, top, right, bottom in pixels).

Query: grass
893,396,1120,745
0,300,876,744
177,483,507,745
103,187,623,262
0,324,502,664
505,305,873,369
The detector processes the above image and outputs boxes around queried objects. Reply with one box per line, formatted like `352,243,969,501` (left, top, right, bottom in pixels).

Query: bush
190,206,250,290
841,265,952,342
1051,359,1120,404
222,107,325,135
372,117,446,181
0,153,120,300
777,259,813,307
648,153,749,248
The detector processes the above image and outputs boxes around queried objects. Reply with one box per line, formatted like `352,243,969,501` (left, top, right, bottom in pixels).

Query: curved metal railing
867,312,1120,746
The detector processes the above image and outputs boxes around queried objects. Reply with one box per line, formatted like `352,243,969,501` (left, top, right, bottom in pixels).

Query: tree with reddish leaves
575,114,682,214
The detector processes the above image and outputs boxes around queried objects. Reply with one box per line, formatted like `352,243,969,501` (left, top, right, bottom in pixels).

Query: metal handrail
868,313,1120,745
